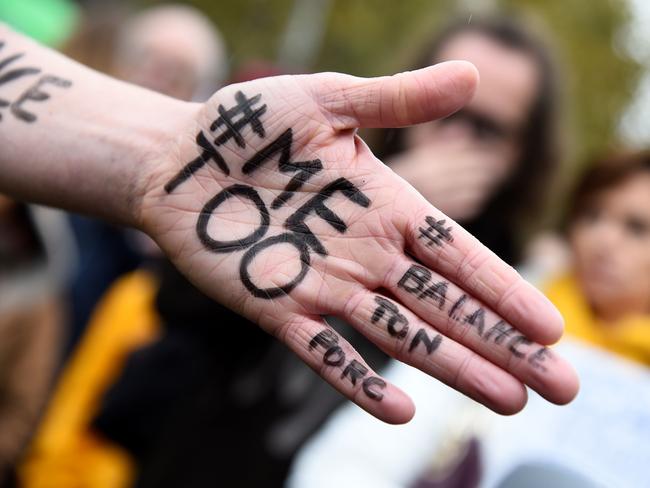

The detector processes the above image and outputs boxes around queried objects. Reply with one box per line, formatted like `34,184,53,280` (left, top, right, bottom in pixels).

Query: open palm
140,61,578,423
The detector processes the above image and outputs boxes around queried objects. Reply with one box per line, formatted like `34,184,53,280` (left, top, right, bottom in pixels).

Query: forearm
0,23,197,227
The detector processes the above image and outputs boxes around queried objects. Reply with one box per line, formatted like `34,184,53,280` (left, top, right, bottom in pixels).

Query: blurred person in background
546,150,650,364
0,199,71,487
378,15,561,266
0,4,78,486
18,5,228,488
63,3,228,356
288,150,650,488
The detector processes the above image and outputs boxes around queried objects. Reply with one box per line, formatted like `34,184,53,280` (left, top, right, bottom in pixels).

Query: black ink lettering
528,346,551,372
240,232,310,298
0,53,40,85
363,377,386,401
418,216,453,247
272,158,323,209
210,90,266,148
0,44,42,120
196,184,269,253
371,296,409,338
448,294,468,320
483,320,515,345
323,346,346,367
285,177,370,256
397,264,431,294
341,359,368,386
396,265,448,307
310,330,384,402
241,128,323,209
408,328,443,355
463,307,486,337
164,131,229,193
10,75,71,123
420,281,448,309
508,335,532,358
309,329,339,351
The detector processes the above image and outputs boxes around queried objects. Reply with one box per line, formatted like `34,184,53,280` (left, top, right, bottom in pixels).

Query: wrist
123,91,200,230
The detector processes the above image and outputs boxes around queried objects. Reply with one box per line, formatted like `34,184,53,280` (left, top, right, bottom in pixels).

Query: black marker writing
508,335,532,358
397,264,448,308
0,43,70,123
211,90,266,147
418,216,453,247
196,184,270,253
285,177,370,256
408,328,443,355
165,91,372,299
165,90,266,193
371,296,409,338
482,320,514,345
164,131,229,193
528,347,551,372
241,128,323,209
309,328,339,351
396,266,547,368
10,74,71,123
448,294,467,321
463,307,486,337
341,359,368,385
309,329,387,401
241,177,370,298
240,232,311,299
362,377,387,400
323,345,345,366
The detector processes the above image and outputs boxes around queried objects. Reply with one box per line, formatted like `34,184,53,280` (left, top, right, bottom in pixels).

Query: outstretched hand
140,61,579,423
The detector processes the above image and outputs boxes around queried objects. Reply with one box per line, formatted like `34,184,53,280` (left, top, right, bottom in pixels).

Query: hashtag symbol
210,91,267,148
418,216,453,247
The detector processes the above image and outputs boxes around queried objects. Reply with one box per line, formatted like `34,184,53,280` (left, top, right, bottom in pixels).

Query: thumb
311,60,479,130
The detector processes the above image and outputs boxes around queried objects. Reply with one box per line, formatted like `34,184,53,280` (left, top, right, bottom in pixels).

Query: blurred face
118,40,198,100
570,173,650,321
116,19,206,101
406,31,540,187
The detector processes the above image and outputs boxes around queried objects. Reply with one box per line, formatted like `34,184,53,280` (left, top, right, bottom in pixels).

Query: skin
0,24,579,423
570,173,650,322
392,32,539,221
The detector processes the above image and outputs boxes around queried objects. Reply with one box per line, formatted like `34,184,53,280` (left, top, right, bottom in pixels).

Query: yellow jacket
544,273,650,366
19,271,159,488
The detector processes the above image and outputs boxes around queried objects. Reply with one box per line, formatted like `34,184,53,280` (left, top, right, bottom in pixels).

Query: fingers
313,61,479,130
382,256,579,405
278,315,415,424
401,205,566,346
338,288,528,414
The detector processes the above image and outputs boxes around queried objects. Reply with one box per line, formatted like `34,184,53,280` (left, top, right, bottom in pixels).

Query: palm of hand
141,65,578,423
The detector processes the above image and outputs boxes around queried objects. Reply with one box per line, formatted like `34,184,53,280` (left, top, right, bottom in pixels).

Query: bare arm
0,23,194,225
0,23,579,423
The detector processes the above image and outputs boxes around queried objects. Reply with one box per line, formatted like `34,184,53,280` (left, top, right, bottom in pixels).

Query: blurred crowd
0,2,649,488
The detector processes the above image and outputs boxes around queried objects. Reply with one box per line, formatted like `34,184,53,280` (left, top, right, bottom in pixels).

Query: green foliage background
143,0,639,177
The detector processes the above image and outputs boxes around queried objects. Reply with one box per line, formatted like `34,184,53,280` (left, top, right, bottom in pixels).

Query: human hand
139,62,579,423
389,139,505,221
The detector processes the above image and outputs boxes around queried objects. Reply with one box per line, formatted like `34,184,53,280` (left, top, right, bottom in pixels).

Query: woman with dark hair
546,150,650,363
378,16,561,265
